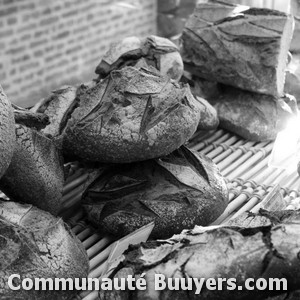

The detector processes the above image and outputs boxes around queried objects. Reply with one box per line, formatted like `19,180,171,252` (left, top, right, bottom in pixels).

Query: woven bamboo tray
21,128,300,299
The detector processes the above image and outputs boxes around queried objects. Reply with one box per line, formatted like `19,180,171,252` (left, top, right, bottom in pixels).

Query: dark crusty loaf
196,96,219,130
181,0,294,97
0,86,15,179
95,35,184,81
181,73,219,130
0,123,64,215
208,85,298,141
100,210,300,300
63,66,202,163
82,146,228,239
31,86,79,138
0,200,89,300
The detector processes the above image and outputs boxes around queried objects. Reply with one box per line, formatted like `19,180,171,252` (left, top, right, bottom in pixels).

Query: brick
30,39,48,49
24,73,34,81
40,16,59,26
34,29,49,38
0,29,14,39
52,31,69,41
19,61,40,72
42,7,52,15
19,3,35,11
19,23,37,33
45,52,63,63
45,45,55,53
62,9,78,18
11,54,30,64
9,68,17,76
7,17,18,25
66,44,82,55
20,33,32,41
0,6,18,17
6,46,24,55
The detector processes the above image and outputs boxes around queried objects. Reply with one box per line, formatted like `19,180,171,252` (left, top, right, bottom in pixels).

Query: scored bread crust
82,146,228,239
95,35,184,81
0,200,89,300
181,0,294,97
31,86,79,138
208,86,298,141
100,211,300,300
0,86,15,179
0,124,64,215
63,67,201,163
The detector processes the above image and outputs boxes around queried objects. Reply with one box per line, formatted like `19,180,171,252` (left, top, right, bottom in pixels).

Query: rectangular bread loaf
181,0,294,97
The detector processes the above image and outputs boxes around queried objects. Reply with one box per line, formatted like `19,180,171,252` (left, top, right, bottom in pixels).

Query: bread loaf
0,86,15,178
95,35,184,81
0,122,64,216
181,73,219,130
181,0,294,97
31,86,79,138
100,210,300,300
0,200,89,300
82,146,228,239
63,66,202,163
208,85,298,141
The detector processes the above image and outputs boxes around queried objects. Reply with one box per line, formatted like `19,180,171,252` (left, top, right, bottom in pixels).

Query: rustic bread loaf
31,86,79,138
208,85,298,141
100,210,300,300
63,66,202,163
181,0,294,97
0,86,15,179
195,96,219,130
82,146,228,239
0,200,89,300
95,35,184,81
0,122,64,216
181,73,219,130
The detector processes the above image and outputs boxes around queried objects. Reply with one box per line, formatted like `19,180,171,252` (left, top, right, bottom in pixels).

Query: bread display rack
56,127,300,300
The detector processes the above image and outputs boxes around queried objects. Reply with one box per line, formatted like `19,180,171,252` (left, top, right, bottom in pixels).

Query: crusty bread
0,124,64,215
0,86,15,179
100,210,300,300
208,85,298,141
82,146,228,239
31,86,79,138
196,96,219,130
0,200,89,300
63,66,202,163
95,35,184,81
181,0,294,97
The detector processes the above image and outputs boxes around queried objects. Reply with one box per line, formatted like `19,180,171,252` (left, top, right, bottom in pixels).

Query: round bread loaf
0,200,89,300
63,66,202,163
82,146,228,239
0,86,15,178
95,35,184,81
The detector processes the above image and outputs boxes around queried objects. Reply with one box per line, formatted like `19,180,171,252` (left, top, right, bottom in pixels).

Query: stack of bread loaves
181,0,298,141
0,90,89,299
28,35,228,240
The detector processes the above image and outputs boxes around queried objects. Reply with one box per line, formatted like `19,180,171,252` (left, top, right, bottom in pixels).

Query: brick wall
0,0,157,107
